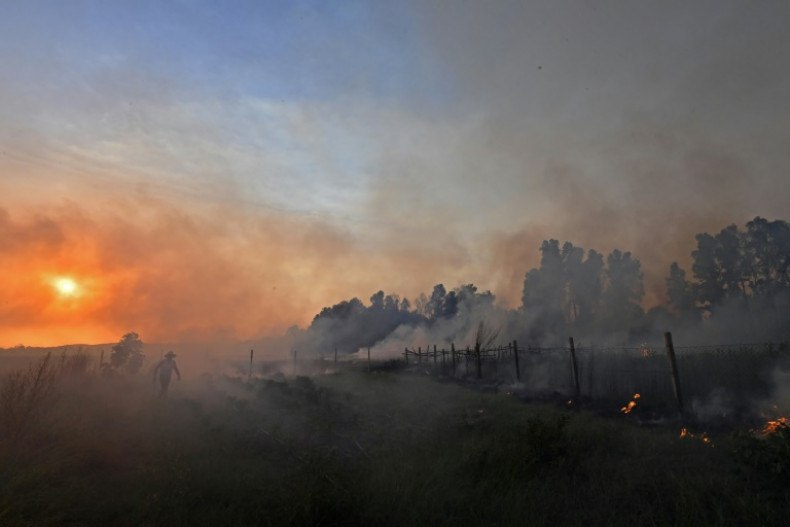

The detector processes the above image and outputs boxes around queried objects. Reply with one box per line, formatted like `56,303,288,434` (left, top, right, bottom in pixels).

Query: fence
393,332,790,417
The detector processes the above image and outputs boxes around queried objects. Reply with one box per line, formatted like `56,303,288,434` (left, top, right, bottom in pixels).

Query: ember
620,393,640,414
761,416,789,435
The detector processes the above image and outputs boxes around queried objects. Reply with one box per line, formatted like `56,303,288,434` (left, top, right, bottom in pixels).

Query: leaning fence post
249,349,254,380
569,337,581,401
513,340,521,382
664,332,684,415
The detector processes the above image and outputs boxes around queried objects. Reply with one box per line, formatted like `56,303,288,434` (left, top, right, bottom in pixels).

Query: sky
1,0,789,347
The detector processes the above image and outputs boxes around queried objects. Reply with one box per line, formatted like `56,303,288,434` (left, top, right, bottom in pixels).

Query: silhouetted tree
600,250,644,333
666,262,699,323
110,332,145,374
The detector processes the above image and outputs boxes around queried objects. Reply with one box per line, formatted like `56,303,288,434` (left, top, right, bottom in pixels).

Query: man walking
153,351,181,397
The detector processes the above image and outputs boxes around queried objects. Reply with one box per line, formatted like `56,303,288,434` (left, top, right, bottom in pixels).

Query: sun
53,277,79,297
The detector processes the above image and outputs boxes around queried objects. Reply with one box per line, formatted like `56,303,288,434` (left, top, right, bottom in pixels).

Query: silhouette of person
153,351,181,397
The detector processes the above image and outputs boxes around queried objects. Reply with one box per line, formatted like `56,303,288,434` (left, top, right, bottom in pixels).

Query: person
153,351,181,397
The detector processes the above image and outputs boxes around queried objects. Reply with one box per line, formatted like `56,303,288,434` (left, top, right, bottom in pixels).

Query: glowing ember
679,427,713,446
762,417,789,435
620,393,640,414
640,343,653,358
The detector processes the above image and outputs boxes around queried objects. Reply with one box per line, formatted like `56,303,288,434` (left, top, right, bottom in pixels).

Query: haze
2,1,789,347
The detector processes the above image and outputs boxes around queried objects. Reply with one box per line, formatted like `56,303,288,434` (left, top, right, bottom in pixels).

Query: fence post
569,337,581,401
513,340,521,382
418,347,422,364
451,343,456,375
475,342,482,379
664,332,684,415
433,345,437,368
466,346,470,376
293,349,297,372
404,347,409,364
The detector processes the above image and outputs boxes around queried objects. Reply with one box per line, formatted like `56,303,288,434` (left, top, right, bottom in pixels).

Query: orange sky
3,2,789,347
0,197,487,347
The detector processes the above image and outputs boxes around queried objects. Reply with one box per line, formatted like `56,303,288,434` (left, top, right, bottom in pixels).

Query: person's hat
165,351,176,358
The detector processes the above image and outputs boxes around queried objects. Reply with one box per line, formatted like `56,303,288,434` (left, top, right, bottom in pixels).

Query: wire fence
370,336,790,415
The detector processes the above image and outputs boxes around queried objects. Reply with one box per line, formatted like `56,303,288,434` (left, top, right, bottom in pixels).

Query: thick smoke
291,217,790,357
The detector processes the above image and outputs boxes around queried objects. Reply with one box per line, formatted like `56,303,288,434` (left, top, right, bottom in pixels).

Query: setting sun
53,277,79,297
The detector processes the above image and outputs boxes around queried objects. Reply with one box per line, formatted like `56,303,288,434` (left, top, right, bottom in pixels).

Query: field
1,353,789,526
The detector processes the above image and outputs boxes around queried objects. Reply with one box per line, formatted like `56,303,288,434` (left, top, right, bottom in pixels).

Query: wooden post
664,332,684,415
451,343,456,375
513,340,520,382
418,347,422,364
569,337,581,401
367,347,371,372
404,347,409,364
466,346,470,376
293,349,297,372
249,349,254,380
475,341,482,379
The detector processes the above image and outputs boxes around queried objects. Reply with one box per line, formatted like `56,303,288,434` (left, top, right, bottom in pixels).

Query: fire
620,393,640,414
640,343,653,358
762,416,789,435
679,427,713,446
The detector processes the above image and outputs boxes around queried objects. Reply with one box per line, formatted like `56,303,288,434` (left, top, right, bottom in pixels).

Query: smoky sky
1,1,789,345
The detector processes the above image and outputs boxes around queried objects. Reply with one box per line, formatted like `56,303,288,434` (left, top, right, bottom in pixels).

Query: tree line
300,217,790,352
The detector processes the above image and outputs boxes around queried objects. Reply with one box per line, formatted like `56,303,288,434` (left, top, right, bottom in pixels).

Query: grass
0,359,788,526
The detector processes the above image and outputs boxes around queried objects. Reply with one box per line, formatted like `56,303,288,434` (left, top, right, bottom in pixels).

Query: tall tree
601,250,645,332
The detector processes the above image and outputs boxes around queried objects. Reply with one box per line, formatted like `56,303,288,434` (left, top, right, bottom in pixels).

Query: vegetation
110,332,145,374
1,356,788,526
291,217,790,357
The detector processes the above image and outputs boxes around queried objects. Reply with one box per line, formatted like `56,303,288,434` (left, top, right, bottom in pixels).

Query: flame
679,427,713,446
762,417,789,435
620,393,640,414
640,343,653,358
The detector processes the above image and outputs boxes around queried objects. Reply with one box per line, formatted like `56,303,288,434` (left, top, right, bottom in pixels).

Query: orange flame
679,427,713,446
762,416,789,435
620,393,640,414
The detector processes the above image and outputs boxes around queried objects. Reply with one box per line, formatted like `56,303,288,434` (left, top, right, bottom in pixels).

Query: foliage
110,332,145,374
0,353,58,448
732,421,790,488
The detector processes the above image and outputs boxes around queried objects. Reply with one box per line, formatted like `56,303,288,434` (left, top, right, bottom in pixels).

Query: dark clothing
153,358,180,397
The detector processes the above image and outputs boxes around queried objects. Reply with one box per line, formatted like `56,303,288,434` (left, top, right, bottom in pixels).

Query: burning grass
0,363,788,526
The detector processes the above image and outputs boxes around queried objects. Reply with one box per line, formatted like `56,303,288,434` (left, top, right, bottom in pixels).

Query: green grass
1,365,788,526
